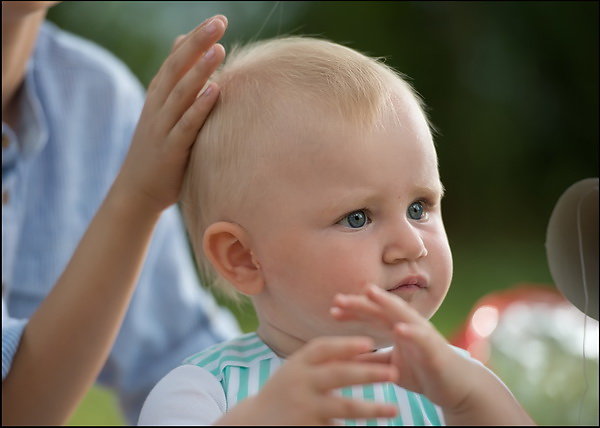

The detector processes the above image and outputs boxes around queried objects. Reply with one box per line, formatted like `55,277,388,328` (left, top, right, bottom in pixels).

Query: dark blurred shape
546,178,599,320
47,1,599,242
451,284,599,425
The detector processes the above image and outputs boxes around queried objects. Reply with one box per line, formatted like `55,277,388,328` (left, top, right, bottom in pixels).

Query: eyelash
335,198,435,230
336,208,372,229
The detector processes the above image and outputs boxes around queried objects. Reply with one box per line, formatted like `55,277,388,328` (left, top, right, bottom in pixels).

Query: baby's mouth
386,275,427,292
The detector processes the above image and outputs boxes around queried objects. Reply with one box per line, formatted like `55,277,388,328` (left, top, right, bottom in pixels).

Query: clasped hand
331,284,478,414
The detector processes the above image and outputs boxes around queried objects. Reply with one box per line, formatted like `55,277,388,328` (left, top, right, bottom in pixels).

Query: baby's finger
312,362,397,391
149,15,227,106
168,82,220,151
329,306,366,322
319,396,397,421
392,322,454,383
332,293,388,323
367,284,427,326
393,322,443,363
329,307,390,333
299,336,375,365
353,350,392,365
162,43,225,133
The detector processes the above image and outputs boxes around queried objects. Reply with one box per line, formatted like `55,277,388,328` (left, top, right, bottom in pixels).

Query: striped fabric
184,333,445,426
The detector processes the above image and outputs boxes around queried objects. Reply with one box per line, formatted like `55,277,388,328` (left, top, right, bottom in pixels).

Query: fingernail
205,18,218,34
204,45,216,61
335,294,347,303
202,84,214,97
174,35,185,46
395,323,407,334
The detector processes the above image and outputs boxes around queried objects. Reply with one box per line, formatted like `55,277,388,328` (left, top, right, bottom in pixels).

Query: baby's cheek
425,224,452,269
436,237,453,283
427,235,453,299
319,251,373,295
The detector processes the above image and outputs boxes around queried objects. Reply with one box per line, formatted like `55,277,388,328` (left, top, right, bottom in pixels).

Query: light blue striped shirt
1,21,240,424
182,332,445,426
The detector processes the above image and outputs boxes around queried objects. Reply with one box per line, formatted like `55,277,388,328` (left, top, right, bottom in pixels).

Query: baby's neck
255,317,389,358
255,322,306,359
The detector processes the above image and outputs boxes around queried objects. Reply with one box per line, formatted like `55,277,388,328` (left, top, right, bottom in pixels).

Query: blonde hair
180,36,430,300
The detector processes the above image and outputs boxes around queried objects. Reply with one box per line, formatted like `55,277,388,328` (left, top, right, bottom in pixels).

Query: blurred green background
45,1,598,425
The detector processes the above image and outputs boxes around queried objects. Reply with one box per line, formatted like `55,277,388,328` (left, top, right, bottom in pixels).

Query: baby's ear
203,222,264,295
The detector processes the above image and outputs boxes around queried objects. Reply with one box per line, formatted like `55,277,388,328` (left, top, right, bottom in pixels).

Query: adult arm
1,15,228,425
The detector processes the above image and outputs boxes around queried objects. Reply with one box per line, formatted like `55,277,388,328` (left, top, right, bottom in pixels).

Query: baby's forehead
263,82,431,148
206,37,437,178
216,40,424,132
250,100,441,207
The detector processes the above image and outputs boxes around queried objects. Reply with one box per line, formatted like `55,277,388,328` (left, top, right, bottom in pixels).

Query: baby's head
181,37,452,352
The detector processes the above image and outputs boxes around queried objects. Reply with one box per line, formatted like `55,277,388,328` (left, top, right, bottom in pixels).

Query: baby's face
244,92,452,351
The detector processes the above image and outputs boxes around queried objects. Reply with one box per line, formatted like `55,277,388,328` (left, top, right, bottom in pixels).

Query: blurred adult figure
2,1,240,424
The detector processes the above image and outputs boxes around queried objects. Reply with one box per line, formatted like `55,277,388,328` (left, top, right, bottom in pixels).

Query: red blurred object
449,284,569,365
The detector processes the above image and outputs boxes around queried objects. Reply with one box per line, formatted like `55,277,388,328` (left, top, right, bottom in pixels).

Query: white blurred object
490,302,599,425
451,285,599,425
546,178,599,320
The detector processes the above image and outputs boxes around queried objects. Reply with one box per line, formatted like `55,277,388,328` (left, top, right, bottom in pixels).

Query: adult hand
114,15,227,213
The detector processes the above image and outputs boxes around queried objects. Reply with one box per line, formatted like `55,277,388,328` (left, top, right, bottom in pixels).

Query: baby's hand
331,285,477,414
219,336,398,426
114,15,227,213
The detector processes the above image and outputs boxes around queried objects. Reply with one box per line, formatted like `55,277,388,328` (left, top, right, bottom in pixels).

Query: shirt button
2,191,9,205
2,134,9,149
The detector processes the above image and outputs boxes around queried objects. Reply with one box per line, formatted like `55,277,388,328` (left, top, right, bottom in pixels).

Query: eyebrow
321,182,446,218
414,182,446,199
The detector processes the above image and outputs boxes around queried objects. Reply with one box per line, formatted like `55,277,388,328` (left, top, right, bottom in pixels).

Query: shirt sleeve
137,365,226,426
1,298,28,380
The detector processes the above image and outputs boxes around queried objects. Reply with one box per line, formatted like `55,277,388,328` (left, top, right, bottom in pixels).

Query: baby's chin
321,323,394,350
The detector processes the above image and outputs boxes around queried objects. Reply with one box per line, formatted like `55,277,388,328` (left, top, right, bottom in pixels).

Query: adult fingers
170,35,185,53
148,15,227,106
298,336,375,365
162,43,225,134
168,81,220,152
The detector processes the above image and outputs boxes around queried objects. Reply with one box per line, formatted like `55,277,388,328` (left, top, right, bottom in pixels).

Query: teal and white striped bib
184,332,445,426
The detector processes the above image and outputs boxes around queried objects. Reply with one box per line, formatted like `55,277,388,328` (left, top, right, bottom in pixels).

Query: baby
139,37,534,426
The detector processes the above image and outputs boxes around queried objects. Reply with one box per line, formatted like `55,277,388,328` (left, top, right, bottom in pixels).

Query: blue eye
339,210,370,229
407,201,425,220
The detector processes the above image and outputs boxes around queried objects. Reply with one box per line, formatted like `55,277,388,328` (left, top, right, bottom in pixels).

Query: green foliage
68,385,124,426
48,1,598,243
48,2,597,425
